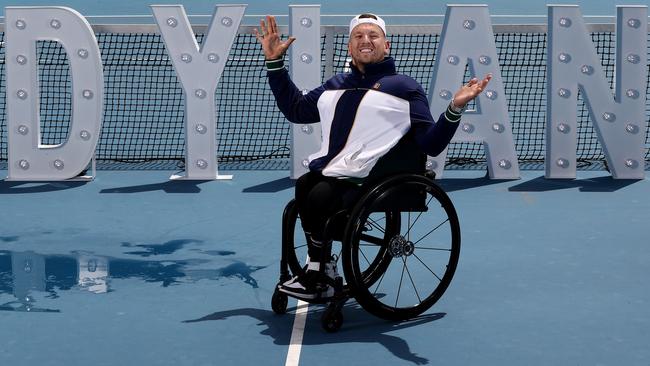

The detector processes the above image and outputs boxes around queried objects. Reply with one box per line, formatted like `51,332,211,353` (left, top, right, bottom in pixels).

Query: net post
323,26,336,80
289,5,322,179
90,155,96,180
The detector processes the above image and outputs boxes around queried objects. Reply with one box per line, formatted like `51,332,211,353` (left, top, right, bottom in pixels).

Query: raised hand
452,74,492,108
254,15,296,60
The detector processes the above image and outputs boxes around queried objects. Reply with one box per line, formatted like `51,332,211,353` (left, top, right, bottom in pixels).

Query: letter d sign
5,7,103,181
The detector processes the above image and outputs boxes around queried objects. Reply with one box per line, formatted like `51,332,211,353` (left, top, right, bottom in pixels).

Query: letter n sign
546,5,647,179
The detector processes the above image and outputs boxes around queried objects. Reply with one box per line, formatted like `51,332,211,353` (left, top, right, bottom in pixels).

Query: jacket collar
349,57,396,78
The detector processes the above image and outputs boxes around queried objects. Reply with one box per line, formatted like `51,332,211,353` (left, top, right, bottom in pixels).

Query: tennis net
0,24,648,170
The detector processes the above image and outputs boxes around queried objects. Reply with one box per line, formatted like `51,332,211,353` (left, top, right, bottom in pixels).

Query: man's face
348,23,389,68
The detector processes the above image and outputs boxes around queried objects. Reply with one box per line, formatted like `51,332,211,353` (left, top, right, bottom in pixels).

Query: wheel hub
388,235,415,258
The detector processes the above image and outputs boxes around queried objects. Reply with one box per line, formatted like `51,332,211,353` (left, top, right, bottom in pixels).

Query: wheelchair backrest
363,132,427,186
361,133,431,213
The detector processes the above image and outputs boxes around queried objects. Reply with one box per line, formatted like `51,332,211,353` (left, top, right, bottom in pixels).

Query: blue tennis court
1,1,650,365
1,169,649,365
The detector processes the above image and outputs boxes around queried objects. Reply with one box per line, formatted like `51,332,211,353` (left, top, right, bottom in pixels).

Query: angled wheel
321,305,344,332
282,200,309,277
271,288,289,314
343,174,461,321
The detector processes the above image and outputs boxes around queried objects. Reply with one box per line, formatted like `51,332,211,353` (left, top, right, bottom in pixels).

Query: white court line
285,256,311,366
285,300,309,366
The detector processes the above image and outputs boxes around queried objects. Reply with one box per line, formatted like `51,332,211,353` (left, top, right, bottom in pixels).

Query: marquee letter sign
428,5,520,179
546,5,647,179
288,5,322,179
152,4,246,180
1,4,647,182
5,7,103,181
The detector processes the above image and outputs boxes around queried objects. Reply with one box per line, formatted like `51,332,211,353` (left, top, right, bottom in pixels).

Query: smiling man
256,13,491,300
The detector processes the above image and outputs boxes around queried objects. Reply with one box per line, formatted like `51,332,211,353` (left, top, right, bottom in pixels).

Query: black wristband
445,104,462,123
266,58,285,71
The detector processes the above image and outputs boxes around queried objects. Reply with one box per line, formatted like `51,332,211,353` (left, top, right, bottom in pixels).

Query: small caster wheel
271,289,288,315
321,306,343,332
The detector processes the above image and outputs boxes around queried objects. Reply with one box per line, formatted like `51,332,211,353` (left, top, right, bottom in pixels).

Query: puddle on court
120,239,205,256
0,250,266,312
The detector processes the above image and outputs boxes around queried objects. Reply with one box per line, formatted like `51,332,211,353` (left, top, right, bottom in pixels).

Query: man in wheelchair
256,13,490,301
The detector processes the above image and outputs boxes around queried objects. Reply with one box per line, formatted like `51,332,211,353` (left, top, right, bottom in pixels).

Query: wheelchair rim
343,174,461,321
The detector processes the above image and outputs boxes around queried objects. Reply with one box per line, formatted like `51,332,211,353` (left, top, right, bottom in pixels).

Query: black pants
295,171,363,261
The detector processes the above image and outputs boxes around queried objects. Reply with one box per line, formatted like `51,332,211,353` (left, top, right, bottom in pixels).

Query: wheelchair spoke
413,252,442,282
366,216,386,234
412,218,449,246
414,246,451,251
395,259,407,307
360,234,384,246
402,256,422,304
359,247,371,266
372,267,387,296
405,196,434,238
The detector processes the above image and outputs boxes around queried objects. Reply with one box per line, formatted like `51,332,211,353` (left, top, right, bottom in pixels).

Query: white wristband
450,99,466,113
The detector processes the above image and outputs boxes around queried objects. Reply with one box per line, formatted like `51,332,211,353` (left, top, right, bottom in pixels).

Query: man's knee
306,181,340,209
295,171,321,197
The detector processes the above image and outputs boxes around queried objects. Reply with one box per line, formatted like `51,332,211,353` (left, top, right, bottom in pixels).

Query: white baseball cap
349,13,386,36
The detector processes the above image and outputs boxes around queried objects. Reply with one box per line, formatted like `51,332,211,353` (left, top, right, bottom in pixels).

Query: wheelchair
271,137,461,332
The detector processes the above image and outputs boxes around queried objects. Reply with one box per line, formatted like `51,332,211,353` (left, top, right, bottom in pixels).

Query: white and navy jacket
267,57,460,178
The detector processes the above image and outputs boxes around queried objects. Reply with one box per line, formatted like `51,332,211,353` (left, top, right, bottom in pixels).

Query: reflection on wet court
0,248,265,313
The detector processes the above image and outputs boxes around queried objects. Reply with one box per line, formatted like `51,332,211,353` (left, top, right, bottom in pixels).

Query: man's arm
410,87,462,157
410,74,492,156
266,62,323,123
256,15,321,124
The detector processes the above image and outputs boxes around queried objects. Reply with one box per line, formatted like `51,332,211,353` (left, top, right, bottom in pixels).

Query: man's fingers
468,74,491,92
269,16,278,35
480,75,491,88
253,28,263,43
255,15,295,59
259,19,268,36
466,78,478,87
482,73,492,86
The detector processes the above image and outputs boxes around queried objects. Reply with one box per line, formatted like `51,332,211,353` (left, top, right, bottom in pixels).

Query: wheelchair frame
272,171,461,332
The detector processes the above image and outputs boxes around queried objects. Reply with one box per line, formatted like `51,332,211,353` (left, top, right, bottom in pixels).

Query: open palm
453,74,492,107
254,15,296,60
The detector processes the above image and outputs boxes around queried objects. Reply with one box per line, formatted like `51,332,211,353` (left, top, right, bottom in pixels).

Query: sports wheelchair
271,137,461,332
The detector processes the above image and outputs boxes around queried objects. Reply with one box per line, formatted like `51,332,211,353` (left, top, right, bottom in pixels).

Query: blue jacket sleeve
267,67,323,124
408,85,461,157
